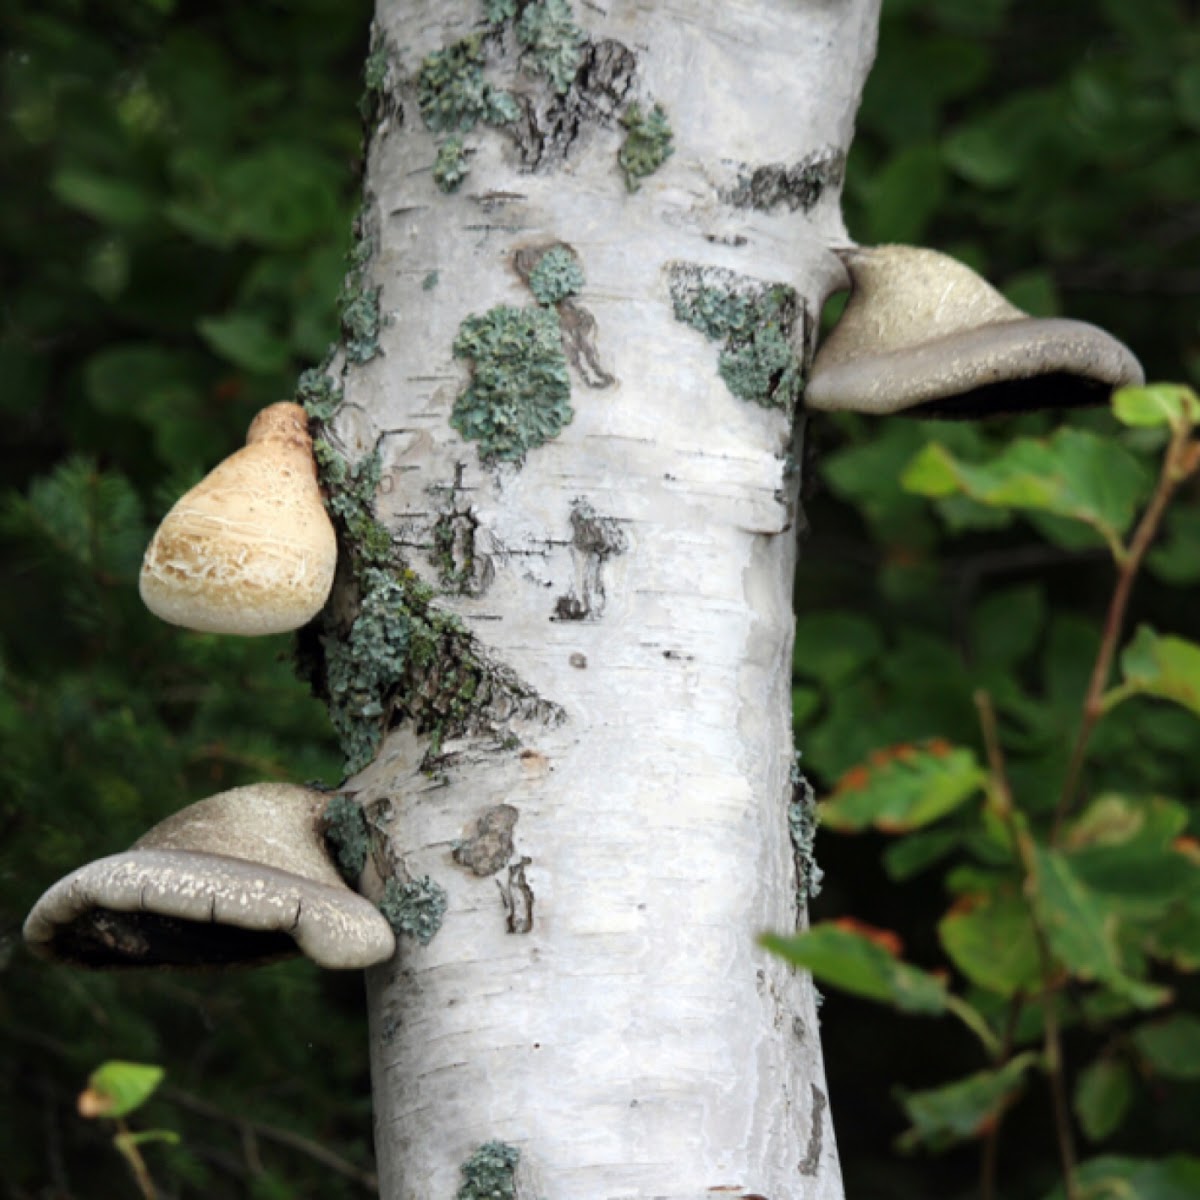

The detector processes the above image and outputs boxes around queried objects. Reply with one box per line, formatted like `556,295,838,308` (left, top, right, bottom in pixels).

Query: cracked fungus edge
458,1140,520,1200
379,876,448,945
667,262,804,413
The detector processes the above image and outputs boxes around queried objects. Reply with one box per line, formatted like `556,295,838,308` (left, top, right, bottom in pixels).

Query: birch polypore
23,783,395,970
807,245,1144,417
318,2,881,1196
140,402,337,635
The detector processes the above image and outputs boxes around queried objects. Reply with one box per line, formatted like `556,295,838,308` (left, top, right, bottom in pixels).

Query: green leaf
1065,795,1197,913
52,168,155,229
1033,847,1167,1008
1176,63,1200,129
1112,626,1200,717
883,828,961,881
85,1061,165,1119
1044,1156,1200,1200
792,612,884,686
902,429,1150,559
1132,1014,1200,1080
761,922,948,1015
1148,506,1200,586
1074,1058,1133,1142
943,92,1058,189
219,146,340,249
897,1054,1037,1151
1112,383,1200,433
1001,268,1060,317
861,142,946,244
970,584,1045,668
938,888,1041,997
197,312,291,374
821,740,986,833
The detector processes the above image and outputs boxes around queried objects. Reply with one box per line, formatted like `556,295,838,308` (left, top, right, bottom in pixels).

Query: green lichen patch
360,29,399,124
451,304,573,463
417,35,518,134
322,794,370,882
457,1141,520,1200
527,244,585,306
339,219,383,365
297,366,343,422
379,876,448,945
788,758,824,907
618,102,673,191
668,264,804,413
323,567,412,773
723,148,846,213
309,437,557,773
434,136,472,193
484,0,518,26
516,0,584,95
432,507,483,594
422,270,440,291
313,441,393,567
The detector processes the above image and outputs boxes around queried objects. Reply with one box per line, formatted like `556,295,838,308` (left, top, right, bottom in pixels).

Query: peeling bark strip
722,148,847,213
349,1,880,1196
799,1085,828,1177
553,498,627,621
498,856,534,933
454,804,519,875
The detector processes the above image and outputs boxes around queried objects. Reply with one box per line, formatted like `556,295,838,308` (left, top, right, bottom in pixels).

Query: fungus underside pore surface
668,264,804,413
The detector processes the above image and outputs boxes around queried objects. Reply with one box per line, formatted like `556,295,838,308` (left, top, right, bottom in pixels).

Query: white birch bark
324,3,880,1195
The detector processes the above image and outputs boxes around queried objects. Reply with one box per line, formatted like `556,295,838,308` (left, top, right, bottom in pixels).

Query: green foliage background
0,0,1197,1196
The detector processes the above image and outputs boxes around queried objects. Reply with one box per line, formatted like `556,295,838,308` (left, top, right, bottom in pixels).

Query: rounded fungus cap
23,783,394,971
806,245,1144,417
139,402,338,636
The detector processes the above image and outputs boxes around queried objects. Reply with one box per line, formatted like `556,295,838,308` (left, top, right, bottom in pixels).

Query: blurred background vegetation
1,0,1197,1196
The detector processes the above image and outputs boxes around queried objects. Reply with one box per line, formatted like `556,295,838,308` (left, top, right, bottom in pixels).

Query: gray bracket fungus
806,244,1144,418
23,783,395,971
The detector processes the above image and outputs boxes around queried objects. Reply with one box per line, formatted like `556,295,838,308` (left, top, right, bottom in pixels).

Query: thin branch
975,691,1079,1200
161,1085,378,1193
1053,428,1193,841
980,993,1025,1200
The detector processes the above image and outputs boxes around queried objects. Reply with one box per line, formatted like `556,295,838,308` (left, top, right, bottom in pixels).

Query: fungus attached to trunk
806,245,1144,417
23,783,394,970
139,402,338,635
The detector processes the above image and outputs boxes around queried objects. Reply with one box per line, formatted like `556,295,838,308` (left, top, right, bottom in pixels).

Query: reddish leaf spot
832,765,872,795
1173,836,1200,864
926,738,954,757
834,916,904,957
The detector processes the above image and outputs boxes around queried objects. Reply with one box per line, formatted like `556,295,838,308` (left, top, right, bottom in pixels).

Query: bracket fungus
23,783,395,971
139,402,337,635
806,245,1144,418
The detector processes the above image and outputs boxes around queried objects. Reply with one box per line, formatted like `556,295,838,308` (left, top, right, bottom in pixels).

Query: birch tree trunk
315,3,880,1196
